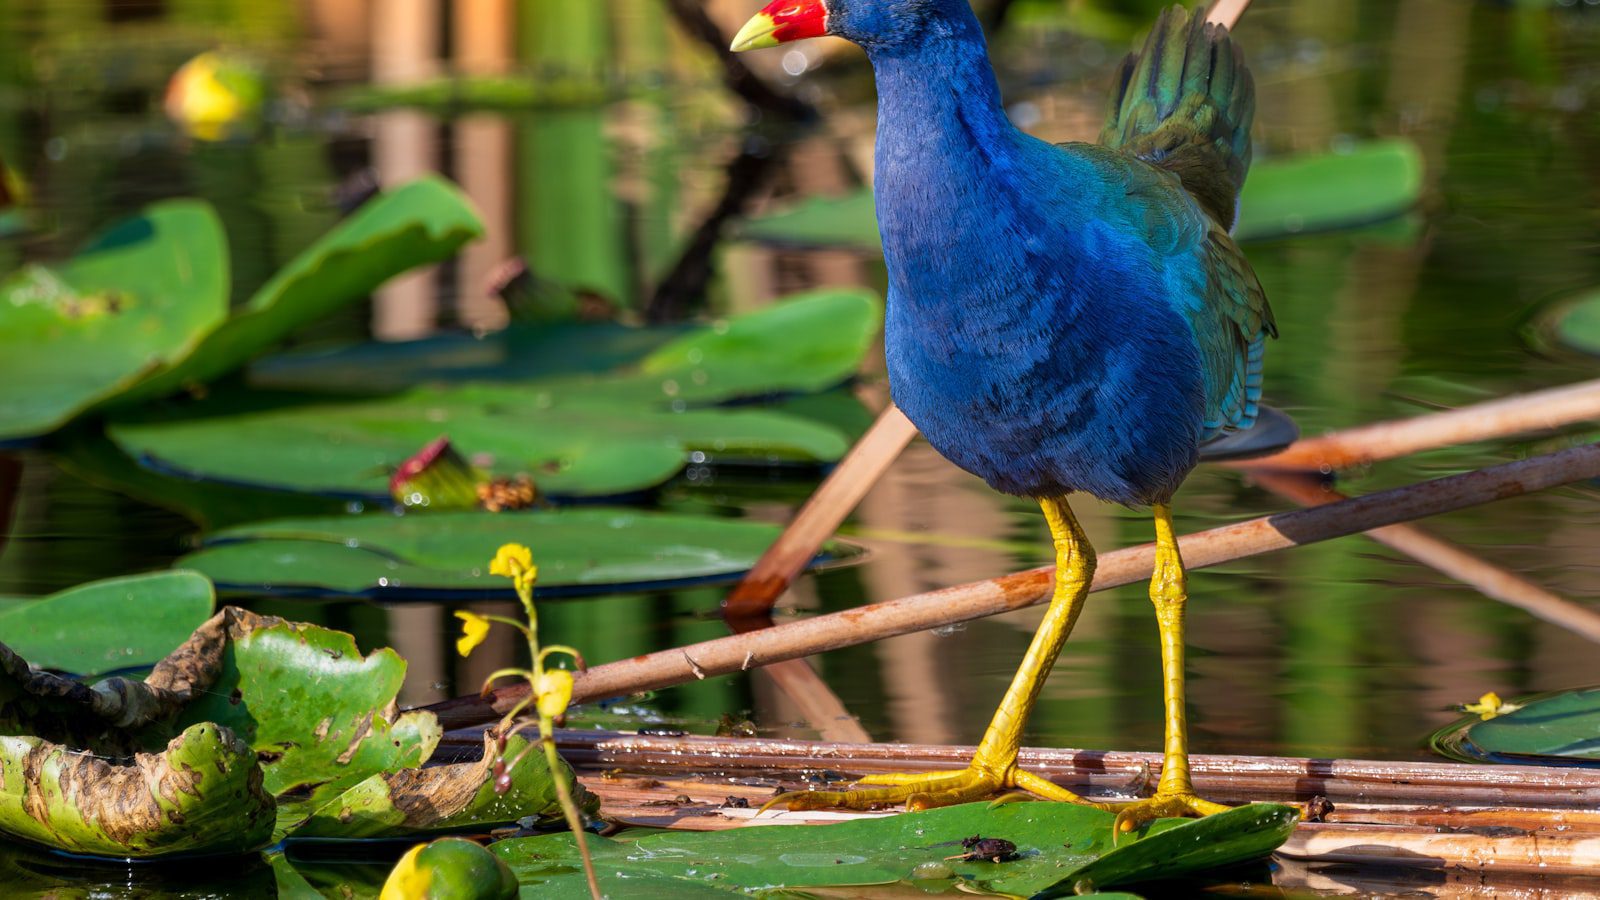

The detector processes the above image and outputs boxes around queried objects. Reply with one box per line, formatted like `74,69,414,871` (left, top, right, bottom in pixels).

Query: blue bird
734,1,1274,831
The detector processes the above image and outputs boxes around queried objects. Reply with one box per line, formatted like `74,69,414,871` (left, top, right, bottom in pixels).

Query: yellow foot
762,767,1106,814
1110,791,1231,836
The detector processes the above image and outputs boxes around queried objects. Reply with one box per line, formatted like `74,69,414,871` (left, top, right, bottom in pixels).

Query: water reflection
0,0,1596,822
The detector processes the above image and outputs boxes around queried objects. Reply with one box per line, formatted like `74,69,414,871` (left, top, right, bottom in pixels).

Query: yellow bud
536,669,574,720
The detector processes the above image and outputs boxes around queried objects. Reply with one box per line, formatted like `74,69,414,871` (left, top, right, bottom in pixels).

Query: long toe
1111,793,1233,836
766,772,995,813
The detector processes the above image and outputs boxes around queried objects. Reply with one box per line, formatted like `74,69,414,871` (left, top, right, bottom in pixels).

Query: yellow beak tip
730,14,781,52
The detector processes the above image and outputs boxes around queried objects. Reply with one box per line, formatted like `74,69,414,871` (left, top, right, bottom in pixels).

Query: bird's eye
780,5,802,16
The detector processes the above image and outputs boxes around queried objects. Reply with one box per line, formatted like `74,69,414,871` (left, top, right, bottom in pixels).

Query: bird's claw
1109,792,1231,839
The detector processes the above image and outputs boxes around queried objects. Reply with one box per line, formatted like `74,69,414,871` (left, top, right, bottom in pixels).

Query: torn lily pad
0,722,274,858
282,732,595,841
174,609,441,796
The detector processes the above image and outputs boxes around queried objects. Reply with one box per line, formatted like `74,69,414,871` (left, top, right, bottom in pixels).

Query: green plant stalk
509,573,599,900
542,721,601,900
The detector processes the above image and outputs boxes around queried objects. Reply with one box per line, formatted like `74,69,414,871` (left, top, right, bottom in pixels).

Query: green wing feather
1098,4,1274,437
1100,3,1256,230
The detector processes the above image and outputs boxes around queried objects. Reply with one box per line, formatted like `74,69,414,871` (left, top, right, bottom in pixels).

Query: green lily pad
178,508,855,598
0,722,275,858
0,201,228,444
1431,687,1600,766
108,291,879,499
1533,287,1600,359
250,321,692,394
112,391,848,500
494,801,1296,896
0,571,215,677
0,178,483,445
1232,139,1426,241
174,611,441,796
738,140,1424,250
117,176,484,405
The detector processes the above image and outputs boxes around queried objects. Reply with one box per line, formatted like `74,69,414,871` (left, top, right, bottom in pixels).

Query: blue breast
867,34,1210,507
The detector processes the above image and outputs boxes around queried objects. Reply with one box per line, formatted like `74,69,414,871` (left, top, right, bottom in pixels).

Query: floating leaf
0,201,228,443
1532,287,1600,359
178,509,857,598
494,801,1296,896
738,140,1424,250
1232,139,1426,241
117,176,484,405
110,291,879,499
282,732,595,841
112,394,842,500
0,722,274,858
1432,687,1600,766
0,572,215,677
0,179,484,444
174,610,441,796
251,320,691,394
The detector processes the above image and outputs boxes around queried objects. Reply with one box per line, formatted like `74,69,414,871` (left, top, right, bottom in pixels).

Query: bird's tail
1098,4,1255,229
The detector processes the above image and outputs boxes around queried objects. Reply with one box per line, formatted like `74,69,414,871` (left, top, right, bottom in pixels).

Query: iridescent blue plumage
853,1,1274,506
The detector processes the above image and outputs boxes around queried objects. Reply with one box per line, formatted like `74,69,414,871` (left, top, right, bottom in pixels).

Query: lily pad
109,290,880,499
493,801,1296,896
250,321,692,394
283,733,594,841
1232,139,1426,241
112,391,849,501
1431,687,1600,766
117,176,484,405
177,508,856,599
1532,287,1600,359
0,178,483,445
0,201,228,444
0,572,215,677
738,140,1424,250
0,722,275,858
174,611,441,796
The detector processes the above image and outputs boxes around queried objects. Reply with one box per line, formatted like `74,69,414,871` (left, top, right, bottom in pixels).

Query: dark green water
2,0,1599,896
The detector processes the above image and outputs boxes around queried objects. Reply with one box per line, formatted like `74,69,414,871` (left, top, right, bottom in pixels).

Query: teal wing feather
1191,223,1275,436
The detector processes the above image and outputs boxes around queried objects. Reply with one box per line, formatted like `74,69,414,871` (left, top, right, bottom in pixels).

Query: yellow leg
1110,503,1230,834
766,497,1107,813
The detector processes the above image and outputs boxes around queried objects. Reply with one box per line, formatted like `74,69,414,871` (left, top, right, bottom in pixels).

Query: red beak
730,0,830,52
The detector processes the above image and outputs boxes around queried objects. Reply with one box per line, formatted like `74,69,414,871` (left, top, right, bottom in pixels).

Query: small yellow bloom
379,843,432,900
536,669,574,720
489,543,538,592
1463,691,1521,721
455,611,491,658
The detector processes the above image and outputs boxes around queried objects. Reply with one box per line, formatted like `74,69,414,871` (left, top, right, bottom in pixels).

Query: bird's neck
866,23,1035,305
866,23,1018,175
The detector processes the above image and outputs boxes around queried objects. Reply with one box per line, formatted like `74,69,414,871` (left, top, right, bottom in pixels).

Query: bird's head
730,0,970,54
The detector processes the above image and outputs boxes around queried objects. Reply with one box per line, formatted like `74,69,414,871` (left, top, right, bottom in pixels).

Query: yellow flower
379,844,432,900
1462,691,1521,721
489,543,538,592
536,669,574,720
455,611,491,658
